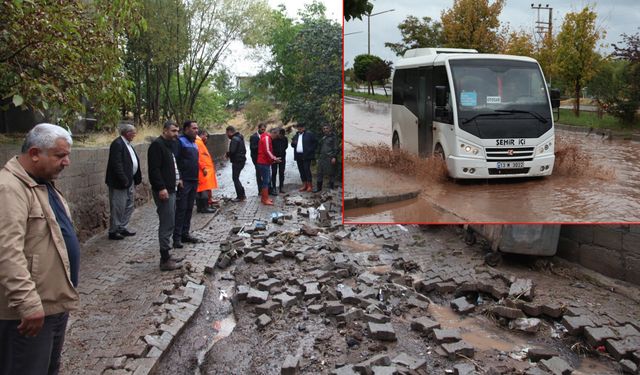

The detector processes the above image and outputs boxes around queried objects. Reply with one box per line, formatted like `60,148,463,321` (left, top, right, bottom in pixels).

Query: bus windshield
449,59,552,138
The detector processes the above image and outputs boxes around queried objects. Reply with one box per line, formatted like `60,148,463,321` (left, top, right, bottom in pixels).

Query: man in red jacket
256,128,281,205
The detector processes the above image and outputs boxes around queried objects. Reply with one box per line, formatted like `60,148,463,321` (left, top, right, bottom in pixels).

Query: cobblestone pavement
61,144,332,374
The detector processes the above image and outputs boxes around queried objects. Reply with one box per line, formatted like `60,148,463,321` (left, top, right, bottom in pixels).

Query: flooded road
344,98,640,223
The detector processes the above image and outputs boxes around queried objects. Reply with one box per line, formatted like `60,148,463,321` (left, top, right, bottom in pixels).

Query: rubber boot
305,181,313,192
312,181,323,193
261,188,274,205
298,183,307,192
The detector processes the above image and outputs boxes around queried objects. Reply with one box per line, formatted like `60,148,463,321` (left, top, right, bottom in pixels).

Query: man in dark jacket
148,120,182,271
291,123,317,192
226,126,247,202
173,120,202,248
314,124,338,192
105,123,142,240
270,127,287,195
249,122,266,194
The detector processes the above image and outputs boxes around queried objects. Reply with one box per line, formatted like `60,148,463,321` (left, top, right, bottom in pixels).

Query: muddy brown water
345,99,640,223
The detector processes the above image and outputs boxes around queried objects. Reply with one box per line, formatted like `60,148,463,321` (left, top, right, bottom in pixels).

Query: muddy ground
152,189,640,375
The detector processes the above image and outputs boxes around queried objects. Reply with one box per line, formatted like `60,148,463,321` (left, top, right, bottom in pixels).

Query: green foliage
440,0,505,53
589,59,639,125
344,0,373,21
353,54,383,82
1,0,144,128
502,30,535,57
555,6,602,116
244,97,273,127
253,3,341,134
385,16,445,56
193,85,232,128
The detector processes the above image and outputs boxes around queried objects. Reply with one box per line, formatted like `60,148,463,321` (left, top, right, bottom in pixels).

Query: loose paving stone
274,292,297,308
308,304,324,314
584,326,618,347
453,363,477,375
331,365,358,375
358,271,380,285
521,302,542,317
247,288,269,304
303,282,321,299
620,359,637,374
605,336,640,360
433,328,462,343
341,307,364,324
257,278,282,291
435,281,457,293
442,340,475,360
337,286,358,304
392,352,426,371
365,313,390,324
354,354,392,374
414,277,442,293
541,303,564,319
410,317,441,334
509,278,534,301
528,347,559,362
406,296,429,309
539,357,573,375
256,314,272,328
561,315,595,335
244,251,263,263
255,300,280,315
614,324,640,339
451,297,475,314
295,253,306,263
281,355,300,375
285,286,303,297
236,285,250,300
264,251,284,263
371,366,398,375
368,322,397,341
325,301,346,315
491,306,526,320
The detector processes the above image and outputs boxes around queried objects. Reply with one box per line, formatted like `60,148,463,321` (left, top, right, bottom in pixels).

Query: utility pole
366,9,395,55
531,3,553,43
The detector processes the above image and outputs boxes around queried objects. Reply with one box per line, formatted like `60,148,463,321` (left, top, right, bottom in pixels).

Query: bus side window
433,66,452,124
392,70,405,105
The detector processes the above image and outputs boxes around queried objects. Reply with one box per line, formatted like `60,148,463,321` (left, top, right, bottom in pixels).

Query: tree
502,30,535,57
344,0,373,21
0,0,144,128
366,60,393,96
555,6,602,116
385,16,444,56
609,32,640,124
250,3,341,133
353,54,385,94
534,33,558,84
440,0,505,53
588,58,637,124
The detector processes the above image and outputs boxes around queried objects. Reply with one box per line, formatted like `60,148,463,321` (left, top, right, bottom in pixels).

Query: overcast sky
224,0,342,78
344,0,640,68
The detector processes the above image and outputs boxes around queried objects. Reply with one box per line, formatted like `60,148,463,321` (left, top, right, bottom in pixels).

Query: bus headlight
537,140,553,155
461,143,480,155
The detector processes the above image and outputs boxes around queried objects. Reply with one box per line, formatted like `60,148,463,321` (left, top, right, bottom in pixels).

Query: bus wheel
392,132,400,150
434,144,445,160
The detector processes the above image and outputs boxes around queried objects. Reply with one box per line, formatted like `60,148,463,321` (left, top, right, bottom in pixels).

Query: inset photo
343,0,640,224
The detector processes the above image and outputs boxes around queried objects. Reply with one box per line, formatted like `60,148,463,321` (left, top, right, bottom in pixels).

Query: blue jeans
174,180,197,241
0,312,69,375
256,164,271,189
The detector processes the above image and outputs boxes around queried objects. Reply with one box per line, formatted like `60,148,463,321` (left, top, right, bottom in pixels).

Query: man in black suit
249,122,266,194
105,123,142,240
291,123,317,192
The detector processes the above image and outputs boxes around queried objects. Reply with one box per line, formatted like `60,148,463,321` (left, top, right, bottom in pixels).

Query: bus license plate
497,161,524,169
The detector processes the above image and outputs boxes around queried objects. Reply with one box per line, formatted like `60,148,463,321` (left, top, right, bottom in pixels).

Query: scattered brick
365,313,390,324
325,301,346,315
561,315,595,335
605,337,640,360
584,326,617,347
264,251,284,263
620,359,637,374
541,303,564,319
257,278,282,291
410,317,441,334
539,357,573,375
435,281,457,293
368,322,397,341
451,297,475,314
509,278,534,301
273,293,297,308
281,355,300,375
246,288,269,304
527,347,559,362
255,300,280,315
256,314,272,328
491,306,526,320
392,352,426,371
244,251,263,263
453,363,476,375
433,328,461,344
442,340,474,360
371,366,398,375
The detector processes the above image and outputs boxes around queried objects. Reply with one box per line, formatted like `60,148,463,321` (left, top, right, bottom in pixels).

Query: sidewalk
61,145,320,374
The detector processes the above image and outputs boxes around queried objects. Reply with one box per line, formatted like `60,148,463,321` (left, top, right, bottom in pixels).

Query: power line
531,3,553,44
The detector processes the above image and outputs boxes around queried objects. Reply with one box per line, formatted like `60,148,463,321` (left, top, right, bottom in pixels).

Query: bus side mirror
435,86,447,107
550,89,561,109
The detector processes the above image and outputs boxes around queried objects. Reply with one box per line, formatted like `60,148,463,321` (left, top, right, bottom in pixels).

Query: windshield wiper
461,111,512,125
495,109,548,124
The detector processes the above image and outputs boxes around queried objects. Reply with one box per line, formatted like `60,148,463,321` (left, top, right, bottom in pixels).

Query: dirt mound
553,136,615,180
347,143,449,183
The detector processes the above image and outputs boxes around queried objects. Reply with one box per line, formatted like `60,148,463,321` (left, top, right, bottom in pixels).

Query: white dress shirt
296,132,304,153
121,136,139,175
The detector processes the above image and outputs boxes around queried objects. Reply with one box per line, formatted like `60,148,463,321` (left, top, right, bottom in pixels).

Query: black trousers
271,159,285,189
251,158,262,193
174,180,197,241
232,162,246,199
0,312,69,375
296,158,312,183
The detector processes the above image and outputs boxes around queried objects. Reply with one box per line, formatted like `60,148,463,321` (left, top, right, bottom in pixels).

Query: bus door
418,68,433,157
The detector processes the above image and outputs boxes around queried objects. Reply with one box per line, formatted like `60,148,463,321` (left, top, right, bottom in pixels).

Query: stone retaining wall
557,225,640,286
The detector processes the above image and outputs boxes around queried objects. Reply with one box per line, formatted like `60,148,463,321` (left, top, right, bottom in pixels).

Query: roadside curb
344,189,422,210
555,123,639,142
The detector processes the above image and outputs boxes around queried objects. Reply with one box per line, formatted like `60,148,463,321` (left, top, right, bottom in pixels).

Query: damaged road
153,189,640,375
